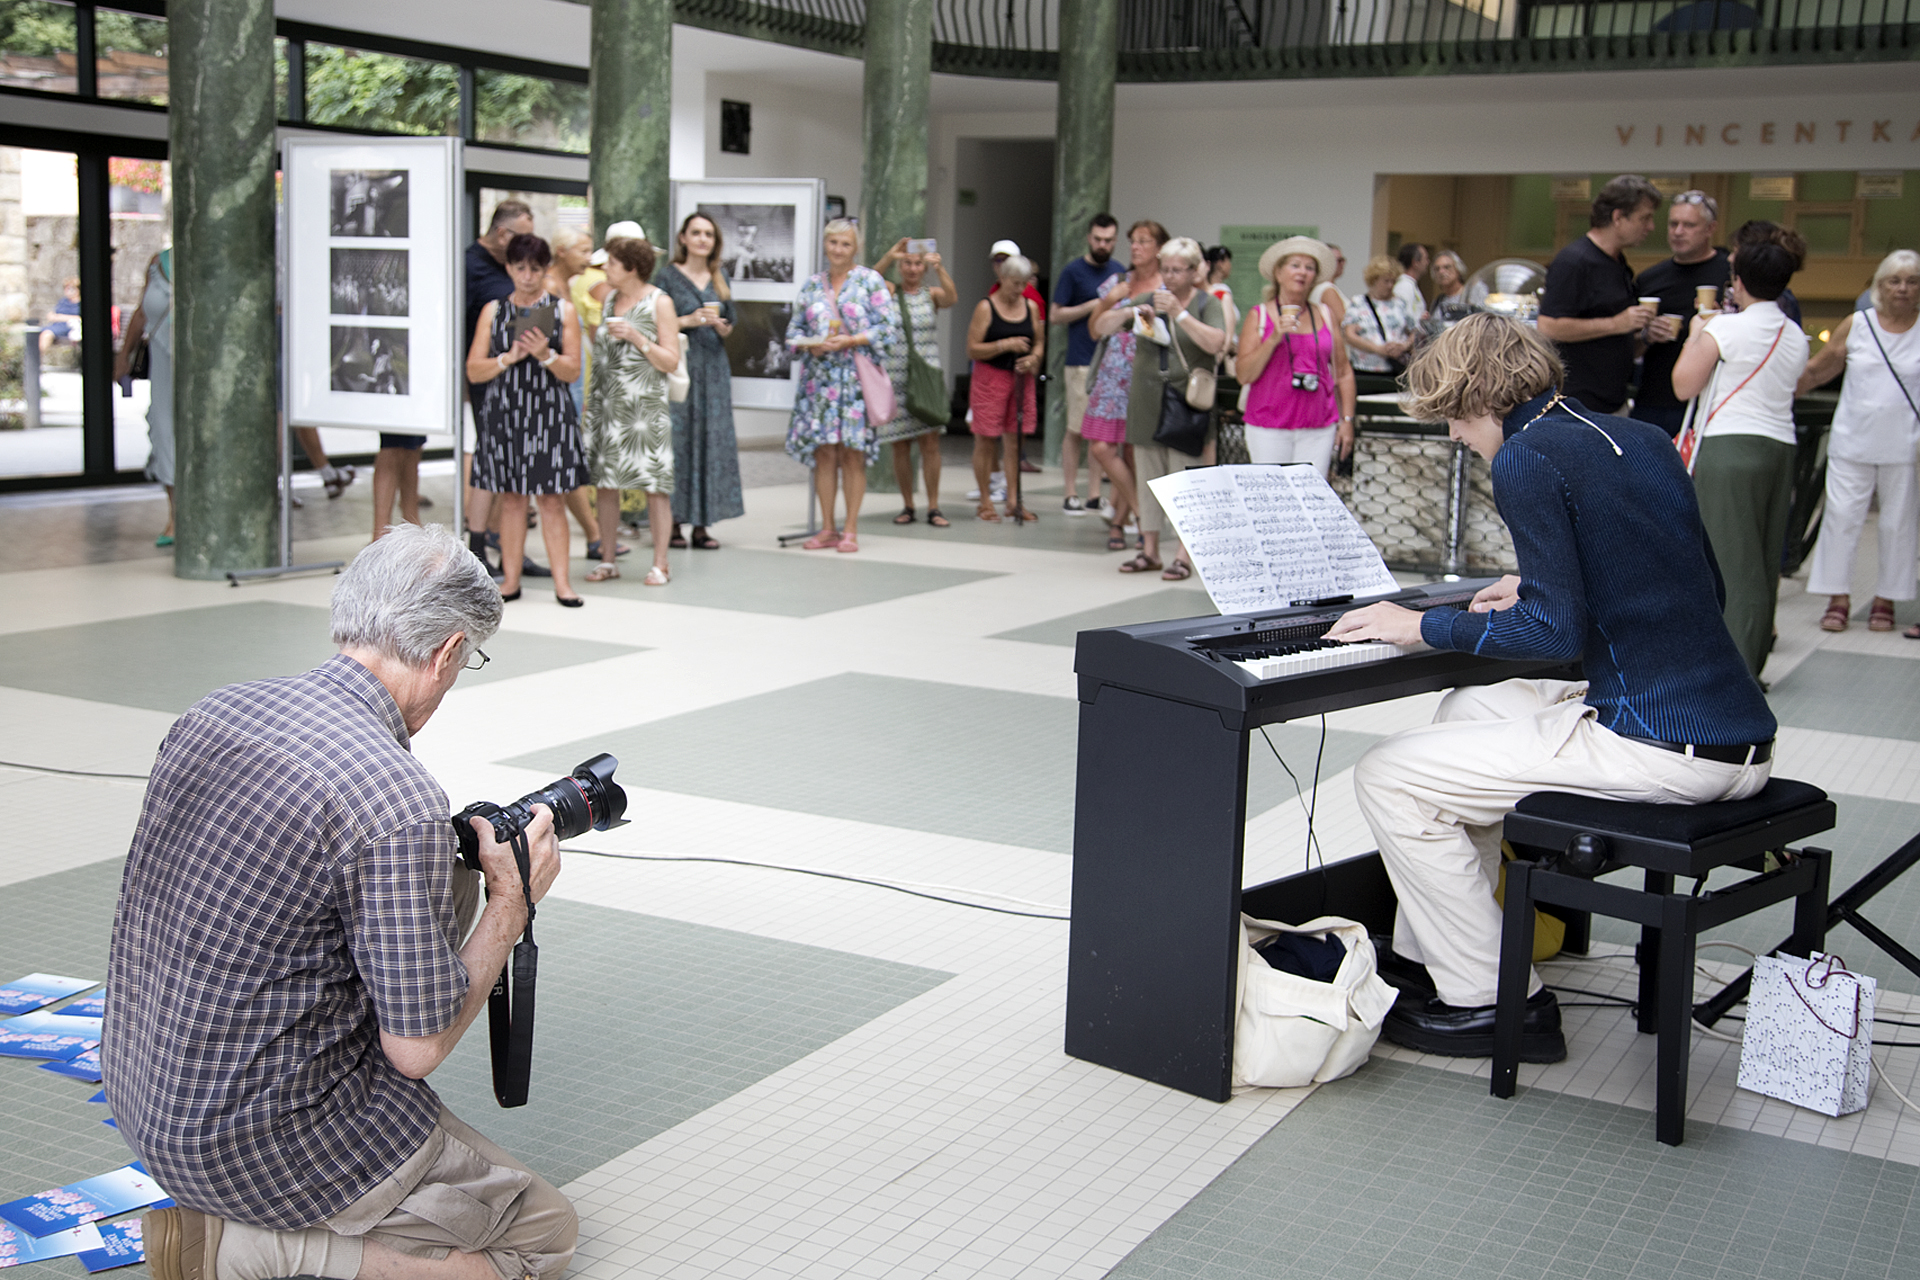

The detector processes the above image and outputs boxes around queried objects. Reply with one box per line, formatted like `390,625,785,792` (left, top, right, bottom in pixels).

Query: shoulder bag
1862,313,1920,424
1154,316,1213,457
1363,295,1406,376
902,291,951,426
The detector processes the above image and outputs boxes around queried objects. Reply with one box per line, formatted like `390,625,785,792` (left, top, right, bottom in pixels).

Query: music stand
1695,827,1920,1026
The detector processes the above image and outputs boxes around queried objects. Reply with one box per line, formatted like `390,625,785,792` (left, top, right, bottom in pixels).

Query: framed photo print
670,178,823,410
283,136,461,435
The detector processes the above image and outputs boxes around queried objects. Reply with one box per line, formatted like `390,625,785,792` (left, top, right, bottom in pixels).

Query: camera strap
486,832,538,1108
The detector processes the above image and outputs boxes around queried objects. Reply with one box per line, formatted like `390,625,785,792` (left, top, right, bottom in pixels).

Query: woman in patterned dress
466,233,588,606
660,212,745,551
785,218,899,553
874,238,958,527
1082,219,1169,552
581,236,681,587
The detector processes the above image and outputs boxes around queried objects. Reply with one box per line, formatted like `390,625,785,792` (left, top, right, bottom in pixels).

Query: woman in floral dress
581,235,680,587
1082,219,1168,551
660,212,745,551
785,218,899,553
873,237,958,527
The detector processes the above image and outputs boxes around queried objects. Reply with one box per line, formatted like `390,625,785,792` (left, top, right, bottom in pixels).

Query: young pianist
1324,313,1776,1062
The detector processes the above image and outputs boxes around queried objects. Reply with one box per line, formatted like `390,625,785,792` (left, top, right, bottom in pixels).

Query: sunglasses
1671,191,1719,221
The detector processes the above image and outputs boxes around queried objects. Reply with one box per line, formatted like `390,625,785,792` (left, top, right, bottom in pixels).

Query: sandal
801,530,841,550
1161,558,1193,582
1870,599,1896,632
691,528,721,550
1907,624,1920,641
1820,596,1850,632
556,593,585,608
976,504,1002,523
323,466,356,499
585,562,620,582
1006,504,1038,524
836,535,860,553
927,508,950,528
1118,553,1163,574
1106,525,1129,552
643,566,670,586
669,527,689,549
894,507,917,525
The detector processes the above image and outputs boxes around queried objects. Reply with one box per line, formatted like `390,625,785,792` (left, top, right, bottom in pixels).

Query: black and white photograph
699,203,797,283
330,325,410,395
330,248,410,316
723,301,794,380
330,169,410,238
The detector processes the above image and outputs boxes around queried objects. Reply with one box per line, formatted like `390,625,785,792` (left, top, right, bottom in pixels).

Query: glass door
1,146,85,479
109,155,170,474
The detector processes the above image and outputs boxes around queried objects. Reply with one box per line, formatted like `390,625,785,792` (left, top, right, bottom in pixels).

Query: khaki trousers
1064,365,1090,436
1353,679,1770,1007
217,1106,577,1280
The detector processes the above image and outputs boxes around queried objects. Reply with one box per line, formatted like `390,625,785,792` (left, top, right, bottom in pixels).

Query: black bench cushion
1510,777,1830,847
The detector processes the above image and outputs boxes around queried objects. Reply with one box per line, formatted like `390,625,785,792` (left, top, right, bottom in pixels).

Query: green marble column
1043,0,1118,465
591,0,672,253
859,0,932,494
168,0,278,578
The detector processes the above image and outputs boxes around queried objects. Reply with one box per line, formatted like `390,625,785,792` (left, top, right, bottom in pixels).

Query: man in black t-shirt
1537,175,1661,413
1631,190,1730,436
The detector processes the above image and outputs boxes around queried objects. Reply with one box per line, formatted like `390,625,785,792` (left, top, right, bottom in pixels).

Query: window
473,69,589,153
109,156,170,473
95,7,168,104
302,42,459,137
0,0,79,95
1,148,83,477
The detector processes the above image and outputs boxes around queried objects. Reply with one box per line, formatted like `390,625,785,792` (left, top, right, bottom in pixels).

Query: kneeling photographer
106,524,577,1280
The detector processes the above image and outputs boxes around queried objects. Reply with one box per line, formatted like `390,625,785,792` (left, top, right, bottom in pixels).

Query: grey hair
1871,249,1920,311
995,253,1033,286
1159,236,1205,269
331,523,503,668
823,218,863,256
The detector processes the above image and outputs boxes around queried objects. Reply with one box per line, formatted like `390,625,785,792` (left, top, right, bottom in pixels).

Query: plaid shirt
105,655,469,1229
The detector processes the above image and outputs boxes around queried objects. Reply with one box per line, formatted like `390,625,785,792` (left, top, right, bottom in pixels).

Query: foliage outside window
473,68,589,153
274,35,287,119
95,8,168,104
303,42,459,137
0,0,78,95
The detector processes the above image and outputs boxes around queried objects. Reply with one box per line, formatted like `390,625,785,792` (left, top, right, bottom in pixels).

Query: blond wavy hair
1403,313,1563,424
1871,249,1920,312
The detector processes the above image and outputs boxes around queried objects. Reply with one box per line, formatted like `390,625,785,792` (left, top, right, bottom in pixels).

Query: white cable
1874,1055,1920,1117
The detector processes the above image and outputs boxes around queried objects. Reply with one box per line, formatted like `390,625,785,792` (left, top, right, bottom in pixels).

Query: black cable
0,759,150,781
1545,984,1637,1007
1258,721,1327,871
565,849,1071,921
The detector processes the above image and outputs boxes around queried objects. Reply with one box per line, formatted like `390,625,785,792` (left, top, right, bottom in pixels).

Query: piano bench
1490,778,1836,1146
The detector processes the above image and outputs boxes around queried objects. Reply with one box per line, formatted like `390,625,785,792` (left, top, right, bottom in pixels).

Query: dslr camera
1291,371,1320,392
454,753,628,868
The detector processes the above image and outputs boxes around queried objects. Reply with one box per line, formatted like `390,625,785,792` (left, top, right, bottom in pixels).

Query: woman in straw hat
1235,236,1356,476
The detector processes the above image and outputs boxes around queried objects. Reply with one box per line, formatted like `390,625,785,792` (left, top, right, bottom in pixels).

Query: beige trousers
1064,364,1090,436
217,1106,577,1280
1352,679,1770,1007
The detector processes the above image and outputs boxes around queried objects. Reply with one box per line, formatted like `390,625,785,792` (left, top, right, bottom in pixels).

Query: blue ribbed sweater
1420,392,1777,746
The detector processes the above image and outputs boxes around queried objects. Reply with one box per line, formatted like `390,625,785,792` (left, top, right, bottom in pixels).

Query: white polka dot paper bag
1736,951,1876,1118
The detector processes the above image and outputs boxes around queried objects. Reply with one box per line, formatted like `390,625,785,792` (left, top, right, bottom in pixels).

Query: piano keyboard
1231,638,1421,681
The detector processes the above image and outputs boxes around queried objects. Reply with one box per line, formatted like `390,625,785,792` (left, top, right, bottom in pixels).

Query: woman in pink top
1236,236,1356,476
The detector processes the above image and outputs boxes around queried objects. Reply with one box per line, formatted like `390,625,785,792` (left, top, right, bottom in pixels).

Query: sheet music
1148,465,1399,614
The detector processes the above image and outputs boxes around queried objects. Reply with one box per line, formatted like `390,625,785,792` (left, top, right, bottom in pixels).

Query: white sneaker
1063,496,1089,515
1098,497,1116,520
1124,520,1139,535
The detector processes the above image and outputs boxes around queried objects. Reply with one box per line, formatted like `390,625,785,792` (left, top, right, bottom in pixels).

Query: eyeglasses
1671,191,1719,221
464,647,490,672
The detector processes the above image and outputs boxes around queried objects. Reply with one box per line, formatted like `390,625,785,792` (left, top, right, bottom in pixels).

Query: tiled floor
3,441,1919,1280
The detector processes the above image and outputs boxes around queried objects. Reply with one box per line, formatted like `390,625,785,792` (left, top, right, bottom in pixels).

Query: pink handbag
854,349,896,424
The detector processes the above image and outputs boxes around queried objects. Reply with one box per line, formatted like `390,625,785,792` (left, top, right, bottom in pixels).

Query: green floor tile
570,546,1000,617
0,601,643,715
989,586,1216,648
0,857,951,1280
1768,652,1920,742
507,673,1379,855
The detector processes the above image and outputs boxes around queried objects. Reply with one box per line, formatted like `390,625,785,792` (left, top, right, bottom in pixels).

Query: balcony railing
673,0,1920,78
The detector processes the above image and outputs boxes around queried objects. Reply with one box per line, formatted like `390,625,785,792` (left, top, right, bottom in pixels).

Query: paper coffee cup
1280,304,1302,324
1638,296,1660,309
1695,285,1719,311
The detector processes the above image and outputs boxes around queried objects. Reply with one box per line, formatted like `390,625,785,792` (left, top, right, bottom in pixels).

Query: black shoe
521,557,552,578
1371,935,1437,999
1382,988,1566,1063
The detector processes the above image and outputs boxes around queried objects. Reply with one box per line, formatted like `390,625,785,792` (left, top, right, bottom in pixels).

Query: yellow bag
1493,842,1566,963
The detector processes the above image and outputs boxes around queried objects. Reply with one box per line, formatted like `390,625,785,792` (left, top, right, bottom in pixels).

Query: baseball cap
990,239,1020,258
590,220,648,265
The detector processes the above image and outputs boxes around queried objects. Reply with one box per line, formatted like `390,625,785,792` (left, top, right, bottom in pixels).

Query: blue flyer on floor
61,994,107,1018
0,974,97,1016
0,1164,172,1236
77,1221,144,1272
0,1010,104,1061
0,1222,104,1268
40,1046,103,1082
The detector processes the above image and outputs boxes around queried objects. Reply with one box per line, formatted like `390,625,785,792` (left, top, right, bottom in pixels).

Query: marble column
168,0,278,578
859,0,932,494
1043,0,1118,465
591,0,672,253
